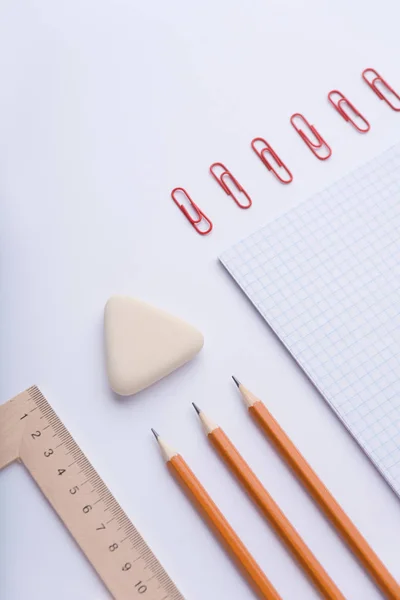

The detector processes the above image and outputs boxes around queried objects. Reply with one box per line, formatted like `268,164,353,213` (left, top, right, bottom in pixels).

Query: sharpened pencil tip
151,428,159,440
192,402,201,415
232,375,241,388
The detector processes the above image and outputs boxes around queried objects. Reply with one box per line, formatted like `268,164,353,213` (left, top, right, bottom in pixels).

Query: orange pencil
152,429,282,600
193,405,345,600
233,377,400,600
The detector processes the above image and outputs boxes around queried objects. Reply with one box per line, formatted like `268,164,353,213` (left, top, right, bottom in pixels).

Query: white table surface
1,1,400,598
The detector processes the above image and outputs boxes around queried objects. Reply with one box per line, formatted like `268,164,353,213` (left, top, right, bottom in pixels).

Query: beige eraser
104,296,204,396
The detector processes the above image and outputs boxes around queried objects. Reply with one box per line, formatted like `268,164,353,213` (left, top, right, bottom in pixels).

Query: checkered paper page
220,144,400,496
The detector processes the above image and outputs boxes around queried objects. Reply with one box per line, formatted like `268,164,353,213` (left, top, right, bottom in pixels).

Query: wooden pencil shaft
168,454,282,600
208,428,345,600
249,398,400,600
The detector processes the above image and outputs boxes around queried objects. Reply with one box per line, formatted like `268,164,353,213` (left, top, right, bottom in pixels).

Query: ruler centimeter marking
0,386,184,600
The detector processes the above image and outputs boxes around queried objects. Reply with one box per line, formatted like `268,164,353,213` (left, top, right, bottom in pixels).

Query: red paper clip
251,138,293,184
328,90,370,133
171,188,213,235
209,163,252,209
290,113,332,160
362,68,400,112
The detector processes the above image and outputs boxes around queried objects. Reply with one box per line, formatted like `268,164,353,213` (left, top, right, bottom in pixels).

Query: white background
1,1,400,599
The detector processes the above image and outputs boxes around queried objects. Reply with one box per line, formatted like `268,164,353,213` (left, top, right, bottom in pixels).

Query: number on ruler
31,431,41,439
135,581,147,594
83,505,92,514
44,449,53,457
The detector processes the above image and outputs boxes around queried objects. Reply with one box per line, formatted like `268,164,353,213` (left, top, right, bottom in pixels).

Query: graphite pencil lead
151,428,159,440
192,402,201,415
232,375,241,388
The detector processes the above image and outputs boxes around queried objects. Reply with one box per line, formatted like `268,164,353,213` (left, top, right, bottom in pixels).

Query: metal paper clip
328,90,370,133
290,113,332,160
171,188,213,235
362,68,400,112
251,138,293,184
209,163,252,209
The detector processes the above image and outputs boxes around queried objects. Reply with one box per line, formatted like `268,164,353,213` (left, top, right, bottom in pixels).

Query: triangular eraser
104,296,204,396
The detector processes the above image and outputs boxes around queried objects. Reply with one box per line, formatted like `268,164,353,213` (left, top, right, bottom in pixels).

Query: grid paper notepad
220,144,400,496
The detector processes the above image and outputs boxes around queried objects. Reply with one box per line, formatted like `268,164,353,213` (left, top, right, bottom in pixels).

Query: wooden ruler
0,386,184,600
